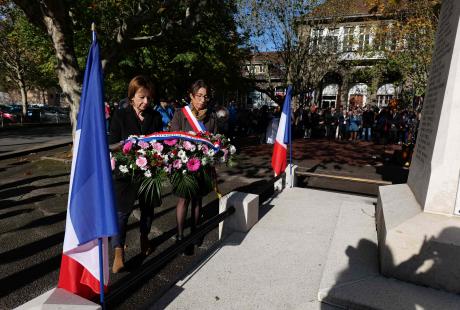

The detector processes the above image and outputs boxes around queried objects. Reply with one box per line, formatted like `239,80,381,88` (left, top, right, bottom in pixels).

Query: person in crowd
338,108,347,140
104,101,111,134
348,109,361,141
302,106,312,139
215,102,230,135
325,107,339,141
109,75,163,273
258,105,271,143
361,105,375,142
376,107,392,144
170,79,217,255
155,97,175,131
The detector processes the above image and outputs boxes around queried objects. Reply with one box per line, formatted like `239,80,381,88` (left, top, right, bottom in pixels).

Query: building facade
298,0,401,110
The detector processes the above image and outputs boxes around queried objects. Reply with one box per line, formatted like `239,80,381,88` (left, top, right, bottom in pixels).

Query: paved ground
0,124,72,154
0,131,405,309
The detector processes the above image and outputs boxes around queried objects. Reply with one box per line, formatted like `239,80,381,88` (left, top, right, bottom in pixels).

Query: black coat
109,105,162,213
109,105,163,144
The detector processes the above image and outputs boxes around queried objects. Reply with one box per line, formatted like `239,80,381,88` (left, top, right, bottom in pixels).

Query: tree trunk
42,15,81,132
16,68,28,119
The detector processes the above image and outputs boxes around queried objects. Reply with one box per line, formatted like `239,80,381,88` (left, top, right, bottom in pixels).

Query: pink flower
173,159,182,169
183,141,194,150
122,141,133,154
138,141,150,149
201,144,209,154
136,156,148,169
152,142,164,152
187,157,201,172
110,157,116,170
164,139,178,146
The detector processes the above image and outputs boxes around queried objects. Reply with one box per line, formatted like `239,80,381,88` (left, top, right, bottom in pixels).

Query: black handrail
105,205,235,306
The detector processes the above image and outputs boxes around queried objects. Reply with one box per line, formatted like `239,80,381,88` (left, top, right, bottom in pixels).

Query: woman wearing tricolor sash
170,80,217,254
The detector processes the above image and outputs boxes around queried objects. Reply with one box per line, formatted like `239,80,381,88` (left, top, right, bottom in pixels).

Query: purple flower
138,141,150,149
136,156,148,169
173,159,182,169
152,142,164,152
164,139,178,146
187,157,201,172
122,141,133,154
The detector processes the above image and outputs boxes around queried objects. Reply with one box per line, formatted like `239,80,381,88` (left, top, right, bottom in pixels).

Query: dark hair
189,79,208,95
128,75,155,101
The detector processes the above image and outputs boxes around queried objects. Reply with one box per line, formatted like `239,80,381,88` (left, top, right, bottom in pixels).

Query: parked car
0,109,17,123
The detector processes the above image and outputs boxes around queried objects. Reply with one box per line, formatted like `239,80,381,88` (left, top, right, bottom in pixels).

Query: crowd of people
293,104,421,146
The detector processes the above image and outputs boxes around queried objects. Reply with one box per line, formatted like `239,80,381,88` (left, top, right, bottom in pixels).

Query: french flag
272,85,293,176
57,33,118,299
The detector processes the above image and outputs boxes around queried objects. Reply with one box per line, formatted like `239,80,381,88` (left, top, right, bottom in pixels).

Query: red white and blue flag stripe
128,131,220,150
58,34,118,299
182,105,206,132
272,85,293,176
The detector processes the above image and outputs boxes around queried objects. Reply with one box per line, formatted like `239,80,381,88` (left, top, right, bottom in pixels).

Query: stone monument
376,0,460,294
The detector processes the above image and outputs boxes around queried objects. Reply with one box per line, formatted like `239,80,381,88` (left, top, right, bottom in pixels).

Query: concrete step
318,193,460,310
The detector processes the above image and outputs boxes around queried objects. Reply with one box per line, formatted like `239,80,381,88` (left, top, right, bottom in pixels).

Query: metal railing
296,170,392,186
105,205,235,307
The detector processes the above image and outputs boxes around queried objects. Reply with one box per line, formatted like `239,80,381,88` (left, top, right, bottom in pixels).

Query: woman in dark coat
170,80,217,254
109,75,163,273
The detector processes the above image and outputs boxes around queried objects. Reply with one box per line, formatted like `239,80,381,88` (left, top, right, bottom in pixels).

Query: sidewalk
149,187,460,310
150,187,370,309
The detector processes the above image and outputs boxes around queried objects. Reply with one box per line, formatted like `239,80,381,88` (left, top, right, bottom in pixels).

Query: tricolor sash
182,105,206,133
126,131,220,151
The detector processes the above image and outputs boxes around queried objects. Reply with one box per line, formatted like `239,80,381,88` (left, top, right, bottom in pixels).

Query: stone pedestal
15,288,101,309
219,191,259,240
376,0,460,294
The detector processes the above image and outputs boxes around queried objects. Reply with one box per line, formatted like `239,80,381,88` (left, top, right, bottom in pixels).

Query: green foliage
139,173,165,206
0,5,58,96
170,171,199,200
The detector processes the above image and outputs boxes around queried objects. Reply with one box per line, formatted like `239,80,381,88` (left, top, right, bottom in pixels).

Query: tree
0,6,56,116
8,0,246,129
367,0,441,104
236,0,345,105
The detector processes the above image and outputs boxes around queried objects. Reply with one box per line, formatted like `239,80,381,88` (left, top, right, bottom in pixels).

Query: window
310,27,323,53
377,95,393,107
358,26,371,52
343,26,355,52
326,28,339,53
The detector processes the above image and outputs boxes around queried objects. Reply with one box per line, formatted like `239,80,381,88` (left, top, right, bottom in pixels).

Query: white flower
220,156,226,163
163,155,169,163
207,149,215,157
229,145,236,155
190,145,196,152
144,170,152,178
182,169,187,174
178,150,186,158
181,155,189,163
201,157,208,166
119,165,129,174
198,144,202,150
138,149,146,155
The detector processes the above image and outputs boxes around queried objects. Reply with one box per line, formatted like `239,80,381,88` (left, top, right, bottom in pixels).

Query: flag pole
91,22,105,308
289,87,293,188
98,238,105,308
